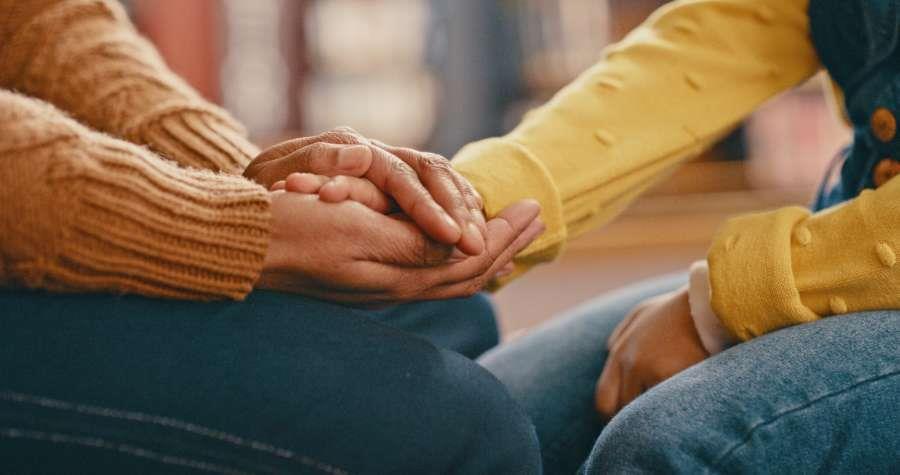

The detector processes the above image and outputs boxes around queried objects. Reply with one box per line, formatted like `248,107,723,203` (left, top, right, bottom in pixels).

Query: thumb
292,143,373,177
255,143,373,187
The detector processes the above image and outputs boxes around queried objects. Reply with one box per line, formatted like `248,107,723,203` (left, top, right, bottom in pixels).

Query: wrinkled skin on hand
245,127,487,256
258,191,543,305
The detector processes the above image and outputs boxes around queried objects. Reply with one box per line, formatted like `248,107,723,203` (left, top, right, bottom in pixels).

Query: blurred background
125,0,851,336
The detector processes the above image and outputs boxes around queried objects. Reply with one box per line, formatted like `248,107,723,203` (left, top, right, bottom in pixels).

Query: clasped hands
243,127,544,305
244,127,710,421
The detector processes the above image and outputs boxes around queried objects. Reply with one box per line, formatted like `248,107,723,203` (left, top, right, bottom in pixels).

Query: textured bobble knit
0,0,270,300
454,0,820,271
453,0,900,339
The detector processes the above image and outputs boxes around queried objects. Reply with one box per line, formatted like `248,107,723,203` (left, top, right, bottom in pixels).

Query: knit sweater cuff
138,108,261,175
47,138,271,300
454,137,567,262
687,260,738,354
707,206,819,340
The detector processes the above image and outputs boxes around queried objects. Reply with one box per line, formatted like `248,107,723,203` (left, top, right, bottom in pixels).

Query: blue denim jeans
480,274,900,474
0,290,540,474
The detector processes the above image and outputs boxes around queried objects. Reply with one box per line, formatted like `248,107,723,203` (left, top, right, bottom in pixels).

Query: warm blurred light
517,0,611,91
132,0,223,102
746,74,853,190
221,0,290,137
303,0,436,146
306,0,427,75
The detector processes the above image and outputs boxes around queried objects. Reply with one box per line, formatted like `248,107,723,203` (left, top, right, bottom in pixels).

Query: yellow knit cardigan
454,0,900,341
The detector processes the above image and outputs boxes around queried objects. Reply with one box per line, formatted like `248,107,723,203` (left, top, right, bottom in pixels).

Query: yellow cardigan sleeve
708,181,900,340
453,0,820,273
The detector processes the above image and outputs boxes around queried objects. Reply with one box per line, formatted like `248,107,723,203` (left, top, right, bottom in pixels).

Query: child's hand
271,172,393,214
595,287,710,420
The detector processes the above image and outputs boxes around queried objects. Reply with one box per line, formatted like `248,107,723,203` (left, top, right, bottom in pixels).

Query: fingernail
338,145,370,171
471,208,487,228
529,219,547,240
498,262,515,276
509,200,542,221
466,222,485,254
442,212,462,236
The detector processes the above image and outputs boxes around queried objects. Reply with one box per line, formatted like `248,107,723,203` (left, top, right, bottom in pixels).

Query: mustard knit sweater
0,0,270,300
454,0,900,341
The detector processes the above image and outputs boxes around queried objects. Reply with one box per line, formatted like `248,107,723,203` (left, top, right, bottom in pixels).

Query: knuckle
422,154,451,172
390,156,413,174
303,141,329,157
332,125,358,135
471,192,484,209
296,145,330,170
328,126,363,144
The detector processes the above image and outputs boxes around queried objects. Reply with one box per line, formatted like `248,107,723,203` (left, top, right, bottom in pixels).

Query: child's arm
707,180,900,340
451,0,819,276
599,178,900,418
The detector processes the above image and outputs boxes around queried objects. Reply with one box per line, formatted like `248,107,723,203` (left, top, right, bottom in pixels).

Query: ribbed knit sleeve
0,0,259,174
0,90,270,300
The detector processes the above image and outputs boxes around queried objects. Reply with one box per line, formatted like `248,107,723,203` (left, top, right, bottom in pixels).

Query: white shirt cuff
688,260,737,355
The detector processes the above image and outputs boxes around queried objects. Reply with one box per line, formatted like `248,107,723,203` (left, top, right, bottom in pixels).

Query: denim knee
582,312,900,475
581,386,714,474
0,290,533,474
418,348,542,474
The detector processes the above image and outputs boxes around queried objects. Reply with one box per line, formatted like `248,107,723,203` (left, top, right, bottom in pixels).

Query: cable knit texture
0,0,270,300
0,0,260,172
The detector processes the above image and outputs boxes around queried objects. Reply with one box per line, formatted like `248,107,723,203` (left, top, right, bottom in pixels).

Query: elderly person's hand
244,127,486,256
258,191,543,304
594,287,710,419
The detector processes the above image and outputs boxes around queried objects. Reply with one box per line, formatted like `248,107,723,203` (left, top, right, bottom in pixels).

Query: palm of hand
259,191,542,305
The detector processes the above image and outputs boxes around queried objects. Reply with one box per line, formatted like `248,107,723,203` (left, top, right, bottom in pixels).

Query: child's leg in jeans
479,273,687,475
582,309,900,474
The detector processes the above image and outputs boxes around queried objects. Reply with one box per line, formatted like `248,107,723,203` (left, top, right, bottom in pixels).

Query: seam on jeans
710,369,900,470
0,390,348,475
0,427,252,474
0,409,285,474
